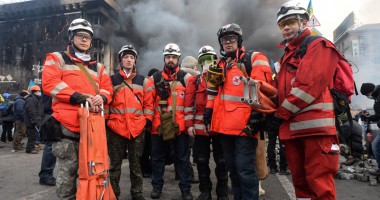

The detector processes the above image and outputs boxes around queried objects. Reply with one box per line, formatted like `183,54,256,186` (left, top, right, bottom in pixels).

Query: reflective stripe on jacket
275,29,338,139
184,74,211,136
42,46,113,132
106,69,154,139
149,69,191,135
207,49,272,137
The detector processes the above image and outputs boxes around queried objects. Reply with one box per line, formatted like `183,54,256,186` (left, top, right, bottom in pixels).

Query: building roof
354,23,380,31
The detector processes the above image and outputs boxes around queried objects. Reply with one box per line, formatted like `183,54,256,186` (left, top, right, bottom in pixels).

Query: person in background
12,90,29,152
38,93,57,186
140,68,159,178
24,85,43,154
1,92,14,143
267,129,290,175
338,113,364,166
360,82,380,175
181,56,200,76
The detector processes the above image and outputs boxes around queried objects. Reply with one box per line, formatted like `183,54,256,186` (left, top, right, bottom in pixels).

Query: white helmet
68,18,93,40
118,44,138,62
277,1,309,23
163,43,181,57
198,45,217,58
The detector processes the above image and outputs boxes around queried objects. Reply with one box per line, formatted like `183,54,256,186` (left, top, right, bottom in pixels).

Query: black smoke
115,0,286,75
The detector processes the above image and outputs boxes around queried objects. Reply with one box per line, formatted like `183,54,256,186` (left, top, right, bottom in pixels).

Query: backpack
298,36,356,127
0,99,10,117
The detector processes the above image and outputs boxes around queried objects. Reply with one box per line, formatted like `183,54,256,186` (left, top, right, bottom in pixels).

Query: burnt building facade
0,0,122,93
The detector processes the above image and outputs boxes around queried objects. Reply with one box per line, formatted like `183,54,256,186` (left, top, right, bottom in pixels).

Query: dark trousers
220,134,259,200
151,133,192,191
267,130,288,170
193,135,228,197
1,121,14,142
140,128,152,174
26,127,37,152
39,141,57,181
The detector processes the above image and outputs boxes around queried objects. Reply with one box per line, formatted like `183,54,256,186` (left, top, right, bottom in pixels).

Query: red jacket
106,69,154,139
42,46,113,133
206,48,273,137
275,29,339,140
148,68,191,135
184,74,211,136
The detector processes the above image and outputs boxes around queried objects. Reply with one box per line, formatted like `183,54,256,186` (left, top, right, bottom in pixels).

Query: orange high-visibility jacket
275,29,338,140
147,68,191,135
184,74,211,136
42,46,113,133
206,48,272,137
106,69,154,139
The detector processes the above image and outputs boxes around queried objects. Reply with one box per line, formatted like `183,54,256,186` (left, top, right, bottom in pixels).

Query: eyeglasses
75,33,92,40
70,21,91,27
278,18,298,29
220,35,238,44
277,6,306,17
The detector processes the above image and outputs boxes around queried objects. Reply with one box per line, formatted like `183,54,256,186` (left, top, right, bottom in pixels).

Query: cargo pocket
52,141,74,160
320,142,340,174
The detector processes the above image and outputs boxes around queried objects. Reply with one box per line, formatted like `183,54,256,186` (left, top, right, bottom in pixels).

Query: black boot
196,193,211,200
181,190,193,200
150,187,162,199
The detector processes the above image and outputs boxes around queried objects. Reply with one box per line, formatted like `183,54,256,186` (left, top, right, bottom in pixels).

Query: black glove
267,114,283,132
70,92,90,104
242,111,263,135
156,80,171,100
203,108,213,126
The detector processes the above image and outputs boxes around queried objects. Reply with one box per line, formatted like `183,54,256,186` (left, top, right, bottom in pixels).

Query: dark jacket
13,95,26,121
41,94,53,115
24,94,43,128
372,85,380,117
1,99,14,122
339,120,364,153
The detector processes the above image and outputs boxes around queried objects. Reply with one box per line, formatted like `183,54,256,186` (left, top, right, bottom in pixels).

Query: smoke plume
114,0,286,75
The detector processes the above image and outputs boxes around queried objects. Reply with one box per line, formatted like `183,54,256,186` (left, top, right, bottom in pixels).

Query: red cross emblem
232,76,241,86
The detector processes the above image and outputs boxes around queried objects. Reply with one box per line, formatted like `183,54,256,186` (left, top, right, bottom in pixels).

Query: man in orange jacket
147,43,193,200
42,18,113,199
269,1,340,199
185,45,229,200
106,44,154,200
205,23,272,200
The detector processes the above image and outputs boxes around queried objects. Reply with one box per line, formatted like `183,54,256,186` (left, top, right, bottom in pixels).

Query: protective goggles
277,6,307,17
278,18,298,29
198,55,215,65
75,33,92,40
220,35,238,44
70,20,91,27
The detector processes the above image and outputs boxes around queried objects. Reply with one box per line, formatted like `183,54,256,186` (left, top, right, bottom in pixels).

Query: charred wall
0,0,120,94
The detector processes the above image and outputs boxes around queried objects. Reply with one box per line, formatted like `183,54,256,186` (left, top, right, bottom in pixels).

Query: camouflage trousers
106,127,144,198
52,125,79,200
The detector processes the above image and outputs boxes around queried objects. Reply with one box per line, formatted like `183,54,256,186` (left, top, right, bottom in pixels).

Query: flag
307,0,313,17
27,80,36,92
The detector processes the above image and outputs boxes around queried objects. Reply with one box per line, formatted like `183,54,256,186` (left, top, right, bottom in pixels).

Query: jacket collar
66,45,97,65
